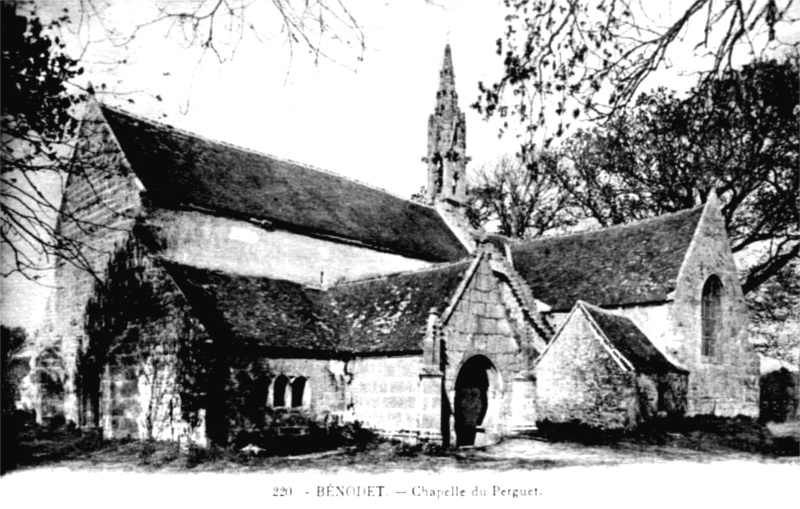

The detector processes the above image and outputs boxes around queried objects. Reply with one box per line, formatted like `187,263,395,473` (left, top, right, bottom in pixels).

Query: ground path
3,436,797,509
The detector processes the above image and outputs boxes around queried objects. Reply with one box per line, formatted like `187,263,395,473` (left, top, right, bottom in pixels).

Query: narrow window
291,377,307,408
273,375,289,407
701,275,723,358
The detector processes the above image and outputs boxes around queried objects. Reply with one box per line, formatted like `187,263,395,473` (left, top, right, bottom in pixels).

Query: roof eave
146,199,466,263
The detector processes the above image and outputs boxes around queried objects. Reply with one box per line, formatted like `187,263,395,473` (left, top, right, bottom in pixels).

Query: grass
532,415,799,456
5,415,798,474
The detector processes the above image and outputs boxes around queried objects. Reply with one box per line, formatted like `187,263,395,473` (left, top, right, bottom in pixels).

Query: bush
760,368,800,423
391,441,422,457
183,442,228,469
389,439,450,458
535,419,627,444
229,412,380,457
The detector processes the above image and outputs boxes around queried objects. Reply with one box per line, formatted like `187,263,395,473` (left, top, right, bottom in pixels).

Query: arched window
291,377,307,408
701,275,723,358
273,375,289,407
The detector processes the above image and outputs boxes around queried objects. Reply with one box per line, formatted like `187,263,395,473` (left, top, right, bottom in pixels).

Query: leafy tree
749,259,800,363
82,231,212,437
1,325,30,474
555,58,799,295
1,1,89,280
83,0,366,67
466,153,575,238
475,0,799,147
1,0,372,281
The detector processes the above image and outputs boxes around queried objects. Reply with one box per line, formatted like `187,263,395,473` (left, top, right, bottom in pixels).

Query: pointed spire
439,44,455,91
424,44,468,208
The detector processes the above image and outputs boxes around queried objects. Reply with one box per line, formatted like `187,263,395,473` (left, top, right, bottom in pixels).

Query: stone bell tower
424,44,468,208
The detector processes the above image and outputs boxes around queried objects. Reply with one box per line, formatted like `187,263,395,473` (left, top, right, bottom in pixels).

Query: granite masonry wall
535,310,638,429
541,200,759,419
89,254,211,445
37,105,144,425
440,256,539,444
224,357,345,444
668,199,759,416
225,355,433,443
347,356,424,436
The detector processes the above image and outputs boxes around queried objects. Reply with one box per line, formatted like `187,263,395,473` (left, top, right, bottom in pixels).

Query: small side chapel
30,45,759,448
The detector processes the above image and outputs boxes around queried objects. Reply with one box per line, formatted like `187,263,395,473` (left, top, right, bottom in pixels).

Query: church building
31,45,759,448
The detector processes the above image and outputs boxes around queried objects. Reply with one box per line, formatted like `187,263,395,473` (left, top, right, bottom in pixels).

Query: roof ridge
99,103,431,208
332,258,473,287
159,258,321,289
578,299,689,373
578,299,615,316
516,205,705,246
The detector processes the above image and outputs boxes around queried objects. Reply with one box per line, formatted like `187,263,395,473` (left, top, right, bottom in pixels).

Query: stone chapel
31,45,759,447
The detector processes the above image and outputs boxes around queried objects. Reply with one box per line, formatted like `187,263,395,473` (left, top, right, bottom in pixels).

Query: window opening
273,374,289,407
291,377,306,408
701,275,723,358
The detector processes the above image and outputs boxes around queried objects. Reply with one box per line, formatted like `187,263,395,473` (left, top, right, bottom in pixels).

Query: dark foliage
555,59,799,296
475,0,796,145
749,259,800,361
390,440,450,458
81,232,212,434
760,368,800,423
534,419,629,445
1,1,90,280
466,153,575,238
536,415,799,457
228,415,379,459
1,325,30,474
13,421,106,471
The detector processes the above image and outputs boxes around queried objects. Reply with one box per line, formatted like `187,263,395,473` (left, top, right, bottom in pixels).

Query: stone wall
87,252,211,444
225,355,431,443
224,357,344,444
440,256,538,444
348,356,424,435
669,198,759,416
37,104,144,424
542,199,759,418
147,208,434,287
535,310,638,429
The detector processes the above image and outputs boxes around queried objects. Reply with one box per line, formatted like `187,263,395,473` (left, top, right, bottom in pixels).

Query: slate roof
162,260,471,355
102,106,467,262
580,302,686,374
326,261,472,353
511,206,704,311
163,262,338,354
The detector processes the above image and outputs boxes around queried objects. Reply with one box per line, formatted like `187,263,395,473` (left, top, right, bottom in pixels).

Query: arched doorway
454,355,499,446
